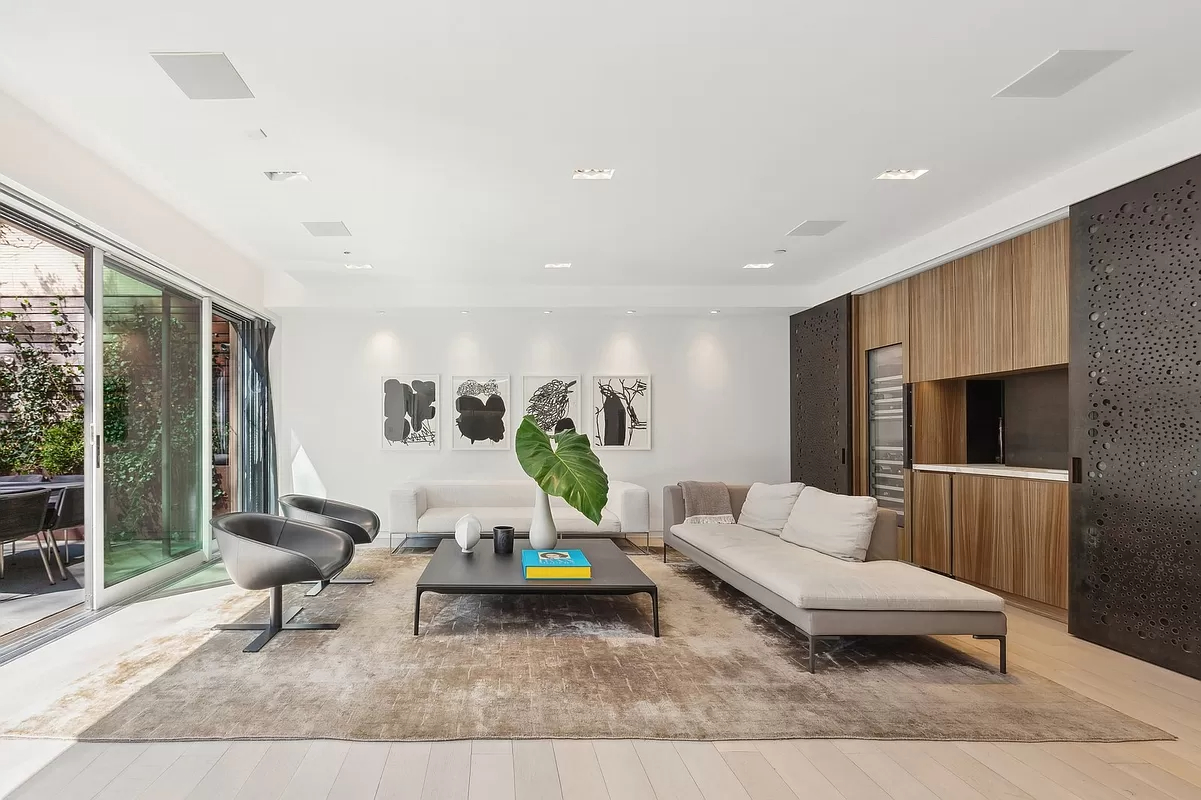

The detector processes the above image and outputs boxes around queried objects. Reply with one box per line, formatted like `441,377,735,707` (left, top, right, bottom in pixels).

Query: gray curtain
242,318,277,514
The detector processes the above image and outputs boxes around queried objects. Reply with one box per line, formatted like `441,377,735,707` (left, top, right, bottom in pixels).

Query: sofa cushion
418,506,620,534
670,523,1003,613
736,482,803,535
782,487,877,562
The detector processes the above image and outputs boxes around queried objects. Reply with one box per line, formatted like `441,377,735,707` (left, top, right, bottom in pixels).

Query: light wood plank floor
4,606,1201,798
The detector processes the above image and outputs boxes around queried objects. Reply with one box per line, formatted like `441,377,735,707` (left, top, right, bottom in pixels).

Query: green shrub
39,411,85,475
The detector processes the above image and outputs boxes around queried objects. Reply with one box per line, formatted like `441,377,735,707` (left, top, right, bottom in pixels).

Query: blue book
522,549,592,579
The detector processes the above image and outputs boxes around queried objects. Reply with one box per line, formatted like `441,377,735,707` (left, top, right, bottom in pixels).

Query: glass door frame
83,248,214,610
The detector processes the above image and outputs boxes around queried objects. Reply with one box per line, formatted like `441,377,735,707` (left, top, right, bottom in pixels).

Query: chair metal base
304,576,374,597
213,585,340,652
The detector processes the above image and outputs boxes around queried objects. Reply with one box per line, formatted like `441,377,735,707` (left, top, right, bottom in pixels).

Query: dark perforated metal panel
790,295,852,493
1069,156,1201,679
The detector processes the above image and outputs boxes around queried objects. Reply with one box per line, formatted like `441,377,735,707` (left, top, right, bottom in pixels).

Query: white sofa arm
606,481,650,534
390,484,427,534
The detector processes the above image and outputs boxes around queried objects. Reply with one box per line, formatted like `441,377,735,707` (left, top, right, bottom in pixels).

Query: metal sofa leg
215,585,339,653
973,634,1007,674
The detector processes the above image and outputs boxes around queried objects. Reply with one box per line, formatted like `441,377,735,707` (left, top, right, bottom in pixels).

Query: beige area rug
0,550,1169,743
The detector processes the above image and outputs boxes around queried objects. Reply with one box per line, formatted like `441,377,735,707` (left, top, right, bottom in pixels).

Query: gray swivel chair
278,494,380,596
211,512,355,652
0,489,53,583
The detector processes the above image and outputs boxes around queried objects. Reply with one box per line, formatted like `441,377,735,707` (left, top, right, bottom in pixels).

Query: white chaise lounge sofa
663,483,1007,673
390,480,650,543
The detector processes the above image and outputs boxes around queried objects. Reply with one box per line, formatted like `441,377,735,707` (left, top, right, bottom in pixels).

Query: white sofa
663,483,1007,673
390,480,650,541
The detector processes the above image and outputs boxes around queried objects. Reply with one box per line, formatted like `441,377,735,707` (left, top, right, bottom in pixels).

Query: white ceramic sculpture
454,514,482,553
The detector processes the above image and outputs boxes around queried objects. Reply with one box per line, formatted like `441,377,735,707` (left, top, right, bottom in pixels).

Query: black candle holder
493,525,515,555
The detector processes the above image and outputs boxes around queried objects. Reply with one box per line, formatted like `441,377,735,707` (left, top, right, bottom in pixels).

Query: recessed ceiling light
709,310,721,314
773,249,787,255
995,49,1132,98
787,220,845,237
461,310,470,315
303,221,352,237
344,263,372,270
151,52,254,100
544,263,571,269
743,263,774,270
572,169,615,180
875,169,928,181
264,171,309,182
543,310,553,315
626,310,636,314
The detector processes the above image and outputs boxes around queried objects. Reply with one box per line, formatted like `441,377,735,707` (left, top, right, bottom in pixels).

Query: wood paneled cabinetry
910,471,951,573
1009,221,1069,369
906,220,1069,381
951,474,1068,609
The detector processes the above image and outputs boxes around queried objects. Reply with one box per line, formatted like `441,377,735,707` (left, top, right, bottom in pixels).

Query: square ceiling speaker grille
787,220,845,237
995,50,1131,98
151,52,254,100
302,221,352,237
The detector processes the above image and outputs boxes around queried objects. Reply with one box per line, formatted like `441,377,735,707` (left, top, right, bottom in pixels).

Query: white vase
454,514,482,553
529,487,558,549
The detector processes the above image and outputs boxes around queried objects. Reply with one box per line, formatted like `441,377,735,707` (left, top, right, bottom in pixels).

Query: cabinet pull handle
1071,457,1082,484
841,448,846,465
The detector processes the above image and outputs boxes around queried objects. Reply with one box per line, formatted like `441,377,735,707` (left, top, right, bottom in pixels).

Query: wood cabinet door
910,470,951,573
1010,220,1069,369
1012,479,1068,608
908,245,1015,381
952,474,1018,594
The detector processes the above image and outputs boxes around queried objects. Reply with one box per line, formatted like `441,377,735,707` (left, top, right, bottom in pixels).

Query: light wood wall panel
911,470,951,573
857,281,909,355
911,380,966,464
1010,219,1069,369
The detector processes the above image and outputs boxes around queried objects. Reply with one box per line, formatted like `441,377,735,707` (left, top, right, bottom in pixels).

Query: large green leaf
515,415,609,524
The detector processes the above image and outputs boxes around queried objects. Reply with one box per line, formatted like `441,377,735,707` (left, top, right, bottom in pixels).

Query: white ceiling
1,1,1201,307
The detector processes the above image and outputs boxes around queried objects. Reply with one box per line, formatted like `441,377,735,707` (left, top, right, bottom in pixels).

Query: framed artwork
591,375,651,450
521,375,582,433
451,374,511,450
381,375,439,450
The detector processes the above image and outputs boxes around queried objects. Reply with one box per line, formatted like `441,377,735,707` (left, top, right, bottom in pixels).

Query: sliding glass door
85,255,208,606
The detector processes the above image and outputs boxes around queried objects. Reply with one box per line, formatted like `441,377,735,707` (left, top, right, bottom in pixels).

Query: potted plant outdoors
515,415,608,550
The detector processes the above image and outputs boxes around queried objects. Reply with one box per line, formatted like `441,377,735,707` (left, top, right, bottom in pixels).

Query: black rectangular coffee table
414,538,659,636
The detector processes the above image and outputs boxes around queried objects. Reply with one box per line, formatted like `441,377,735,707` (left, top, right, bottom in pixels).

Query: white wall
276,309,790,533
0,87,264,310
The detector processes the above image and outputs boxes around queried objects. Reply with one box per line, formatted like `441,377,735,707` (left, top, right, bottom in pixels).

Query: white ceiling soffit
995,50,1132,99
150,52,253,100
0,4,1197,310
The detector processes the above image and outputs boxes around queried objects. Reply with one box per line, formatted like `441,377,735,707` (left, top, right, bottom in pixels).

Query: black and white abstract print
451,374,511,450
382,375,438,450
522,375,581,433
592,375,651,450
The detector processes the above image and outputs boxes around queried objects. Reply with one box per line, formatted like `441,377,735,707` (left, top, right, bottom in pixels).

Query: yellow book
523,566,592,580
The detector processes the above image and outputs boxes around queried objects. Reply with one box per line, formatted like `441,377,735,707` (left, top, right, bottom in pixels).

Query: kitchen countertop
911,463,1069,482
